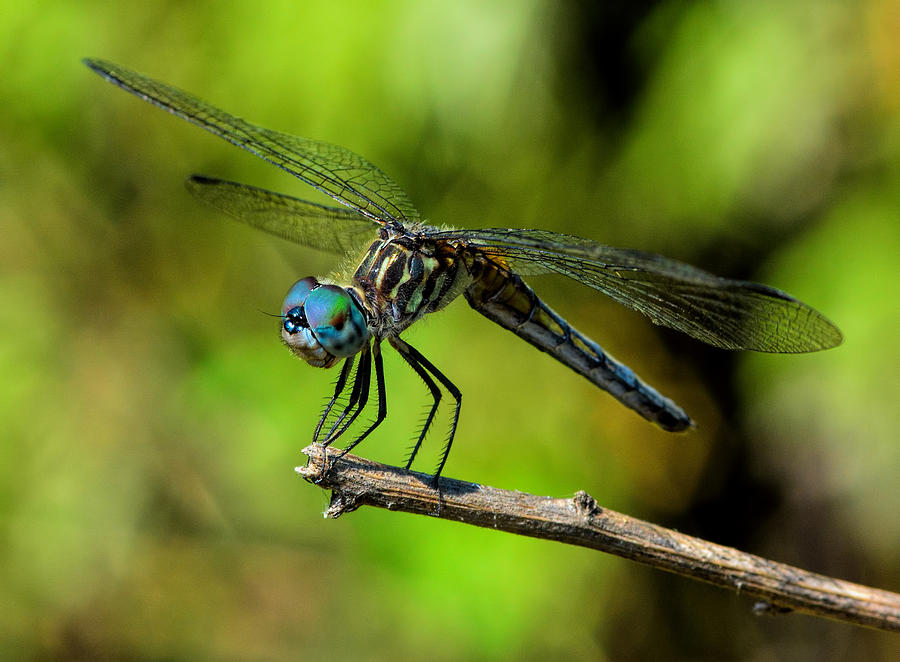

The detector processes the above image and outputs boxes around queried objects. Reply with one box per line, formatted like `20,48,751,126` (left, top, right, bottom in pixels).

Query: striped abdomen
352,238,468,332
463,254,693,431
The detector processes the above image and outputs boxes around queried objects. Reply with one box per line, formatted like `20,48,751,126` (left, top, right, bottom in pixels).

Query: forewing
85,59,420,226
427,228,842,353
186,176,376,255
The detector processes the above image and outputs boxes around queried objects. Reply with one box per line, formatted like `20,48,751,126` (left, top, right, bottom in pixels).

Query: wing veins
186,176,376,255
85,59,420,226
435,228,841,352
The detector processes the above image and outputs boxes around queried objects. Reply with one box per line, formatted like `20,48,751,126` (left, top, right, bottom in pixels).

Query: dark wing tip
742,282,844,353
829,326,844,348
83,59,136,93
185,174,219,187
808,317,844,352
83,58,115,78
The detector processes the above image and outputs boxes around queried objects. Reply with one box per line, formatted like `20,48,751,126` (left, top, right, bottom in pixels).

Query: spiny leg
322,352,367,441
389,336,442,470
335,340,387,460
313,356,355,443
323,343,371,446
390,337,461,485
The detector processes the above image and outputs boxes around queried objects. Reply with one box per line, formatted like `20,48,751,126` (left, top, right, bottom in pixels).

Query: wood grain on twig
297,444,900,632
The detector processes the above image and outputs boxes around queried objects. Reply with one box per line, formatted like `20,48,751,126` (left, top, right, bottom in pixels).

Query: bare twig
297,444,900,632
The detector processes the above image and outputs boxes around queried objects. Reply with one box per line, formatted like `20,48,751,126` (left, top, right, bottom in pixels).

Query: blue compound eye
281,277,319,335
282,277,320,317
304,285,368,357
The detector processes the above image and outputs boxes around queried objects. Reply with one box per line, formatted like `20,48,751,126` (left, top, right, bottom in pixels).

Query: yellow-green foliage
0,1,896,659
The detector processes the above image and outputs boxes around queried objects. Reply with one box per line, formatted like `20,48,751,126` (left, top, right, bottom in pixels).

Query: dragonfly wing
84,59,420,226
426,228,842,353
186,176,376,255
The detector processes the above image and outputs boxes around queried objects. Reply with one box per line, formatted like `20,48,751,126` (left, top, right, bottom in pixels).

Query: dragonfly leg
335,340,387,460
313,356,355,443
388,336,442,470
390,337,461,485
323,344,371,446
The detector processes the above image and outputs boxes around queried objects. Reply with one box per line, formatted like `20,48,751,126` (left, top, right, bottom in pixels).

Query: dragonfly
85,59,842,483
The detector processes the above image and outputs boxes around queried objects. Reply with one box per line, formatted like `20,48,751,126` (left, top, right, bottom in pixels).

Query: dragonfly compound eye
282,306,307,335
304,285,368,358
281,276,336,367
282,277,320,317
280,281,368,368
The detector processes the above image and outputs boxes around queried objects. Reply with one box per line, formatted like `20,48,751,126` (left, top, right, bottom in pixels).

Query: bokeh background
1,1,898,659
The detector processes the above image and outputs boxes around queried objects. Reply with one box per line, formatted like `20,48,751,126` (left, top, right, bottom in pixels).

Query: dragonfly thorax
281,277,369,368
350,235,469,338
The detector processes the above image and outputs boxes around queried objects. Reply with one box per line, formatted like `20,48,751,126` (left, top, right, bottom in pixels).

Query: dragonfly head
280,277,369,368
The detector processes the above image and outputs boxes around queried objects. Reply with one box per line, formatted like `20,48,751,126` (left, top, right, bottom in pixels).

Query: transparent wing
186,176,376,255
85,59,419,226
426,228,842,353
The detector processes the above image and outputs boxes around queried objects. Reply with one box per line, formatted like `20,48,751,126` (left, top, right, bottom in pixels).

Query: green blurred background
1,1,898,659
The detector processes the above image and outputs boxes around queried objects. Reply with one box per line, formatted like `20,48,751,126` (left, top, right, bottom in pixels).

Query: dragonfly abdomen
464,258,693,432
